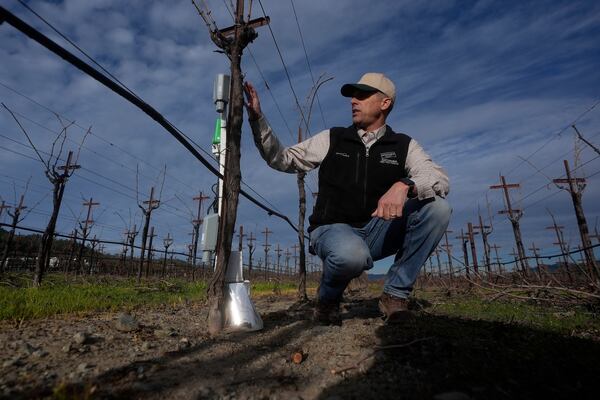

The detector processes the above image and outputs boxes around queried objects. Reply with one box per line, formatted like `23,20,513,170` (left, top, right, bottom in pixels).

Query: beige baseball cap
341,72,396,103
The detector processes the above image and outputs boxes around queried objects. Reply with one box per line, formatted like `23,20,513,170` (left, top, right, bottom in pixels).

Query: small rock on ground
73,332,90,345
114,313,140,332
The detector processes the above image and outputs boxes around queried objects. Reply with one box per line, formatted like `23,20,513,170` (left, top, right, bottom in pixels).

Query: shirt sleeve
405,139,450,200
249,116,330,173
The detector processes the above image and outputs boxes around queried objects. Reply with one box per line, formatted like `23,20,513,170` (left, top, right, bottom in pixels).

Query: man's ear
380,97,392,112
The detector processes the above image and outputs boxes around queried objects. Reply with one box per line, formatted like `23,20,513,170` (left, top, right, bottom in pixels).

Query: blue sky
0,0,599,274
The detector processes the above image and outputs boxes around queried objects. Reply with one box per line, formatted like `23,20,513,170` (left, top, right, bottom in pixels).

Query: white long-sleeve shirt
249,116,450,200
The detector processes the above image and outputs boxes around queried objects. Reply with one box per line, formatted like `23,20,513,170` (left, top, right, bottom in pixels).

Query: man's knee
407,196,451,242
424,196,452,226
324,241,371,278
420,196,452,229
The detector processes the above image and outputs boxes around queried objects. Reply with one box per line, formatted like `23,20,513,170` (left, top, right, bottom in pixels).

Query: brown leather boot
378,292,410,322
313,301,341,325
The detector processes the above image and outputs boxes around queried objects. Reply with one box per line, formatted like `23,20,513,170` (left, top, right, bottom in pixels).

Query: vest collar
345,124,398,144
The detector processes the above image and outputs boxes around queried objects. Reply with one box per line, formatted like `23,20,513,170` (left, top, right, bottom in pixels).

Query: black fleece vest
308,125,412,231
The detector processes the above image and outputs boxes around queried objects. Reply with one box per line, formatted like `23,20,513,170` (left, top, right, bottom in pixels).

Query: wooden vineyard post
490,176,529,277
195,0,269,335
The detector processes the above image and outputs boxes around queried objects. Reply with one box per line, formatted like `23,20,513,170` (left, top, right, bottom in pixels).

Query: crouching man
244,73,450,323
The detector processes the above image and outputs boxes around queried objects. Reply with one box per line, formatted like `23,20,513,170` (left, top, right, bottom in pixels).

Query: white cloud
0,0,599,274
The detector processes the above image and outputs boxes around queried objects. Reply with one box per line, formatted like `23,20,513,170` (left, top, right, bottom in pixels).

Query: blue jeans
310,196,451,303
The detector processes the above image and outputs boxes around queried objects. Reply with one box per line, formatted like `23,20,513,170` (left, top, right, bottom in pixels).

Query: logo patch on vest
379,151,399,165
335,152,350,158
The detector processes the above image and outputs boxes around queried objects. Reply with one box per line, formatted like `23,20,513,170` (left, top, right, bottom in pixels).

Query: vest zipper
363,146,369,209
355,152,361,183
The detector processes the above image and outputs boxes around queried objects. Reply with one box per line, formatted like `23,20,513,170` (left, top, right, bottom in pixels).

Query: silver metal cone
223,281,263,332
224,251,244,283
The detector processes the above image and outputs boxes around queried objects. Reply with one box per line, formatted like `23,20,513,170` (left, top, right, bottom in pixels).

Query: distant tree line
1,228,72,258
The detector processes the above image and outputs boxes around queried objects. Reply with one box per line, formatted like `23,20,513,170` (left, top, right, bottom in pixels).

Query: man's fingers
373,183,409,220
372,203,388,220
243,81,262,119
371,205,383,218
389,204,403,219
243,82,255,100
243,83,252,100
371,202,403,220
385,206,394,220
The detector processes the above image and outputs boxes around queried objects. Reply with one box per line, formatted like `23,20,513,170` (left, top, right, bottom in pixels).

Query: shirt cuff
413,177,436,200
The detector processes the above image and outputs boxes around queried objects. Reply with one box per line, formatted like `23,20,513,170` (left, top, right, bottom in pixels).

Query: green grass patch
0,274,207,321
416,289,600,336
251,281,298,293
0,274,320,321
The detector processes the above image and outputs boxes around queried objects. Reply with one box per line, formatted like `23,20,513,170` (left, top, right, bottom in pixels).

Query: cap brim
340,83,379,97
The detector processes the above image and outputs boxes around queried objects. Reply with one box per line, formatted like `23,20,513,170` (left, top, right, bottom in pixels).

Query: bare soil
1,290,599,400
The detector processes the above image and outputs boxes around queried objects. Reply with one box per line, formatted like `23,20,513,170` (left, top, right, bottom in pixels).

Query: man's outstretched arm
244,81,329,173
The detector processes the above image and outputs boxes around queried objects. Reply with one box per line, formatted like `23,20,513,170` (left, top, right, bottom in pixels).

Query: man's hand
243,81,262,121
371,181,411,220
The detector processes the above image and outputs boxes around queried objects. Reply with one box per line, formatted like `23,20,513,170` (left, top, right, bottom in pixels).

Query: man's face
351,90,390,130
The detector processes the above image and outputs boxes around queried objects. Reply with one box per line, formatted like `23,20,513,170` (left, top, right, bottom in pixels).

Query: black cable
9,0,281,208
15,0,143,104
0,92,284,218
210,183,219,214
0,6,300,233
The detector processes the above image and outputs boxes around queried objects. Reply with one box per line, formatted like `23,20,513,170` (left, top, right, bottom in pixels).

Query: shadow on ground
319,311,600,400
27,299,324,399
17,295,600,400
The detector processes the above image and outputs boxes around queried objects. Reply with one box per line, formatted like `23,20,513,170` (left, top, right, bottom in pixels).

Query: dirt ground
1,289,599,400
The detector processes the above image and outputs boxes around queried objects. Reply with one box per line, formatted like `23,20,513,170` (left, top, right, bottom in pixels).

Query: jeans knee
325,242,371,278
427,197,452,226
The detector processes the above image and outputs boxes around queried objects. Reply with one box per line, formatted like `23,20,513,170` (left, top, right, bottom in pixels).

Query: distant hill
367,273,386,282
367,263,571,281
